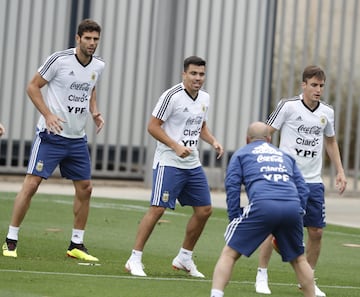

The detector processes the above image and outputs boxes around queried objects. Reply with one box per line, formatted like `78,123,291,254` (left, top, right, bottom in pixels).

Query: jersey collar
299,93,320,112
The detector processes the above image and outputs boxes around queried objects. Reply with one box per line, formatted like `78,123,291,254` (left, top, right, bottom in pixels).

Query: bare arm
147,116,192,158
267,125,277,135
325,136,347,194
89,87,104,134
26,72,65,134
0,122,5,136
200,121,224,159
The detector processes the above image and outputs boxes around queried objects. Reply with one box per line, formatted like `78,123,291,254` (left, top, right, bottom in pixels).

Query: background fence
0,0,359,193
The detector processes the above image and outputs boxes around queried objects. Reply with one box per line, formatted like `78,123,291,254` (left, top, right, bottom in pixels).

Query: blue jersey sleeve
225,152,243,221
291,157,309,209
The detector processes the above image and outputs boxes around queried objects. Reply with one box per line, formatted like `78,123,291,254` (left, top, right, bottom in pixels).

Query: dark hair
302,65,326,82
77,19,101,37
183,56,206,71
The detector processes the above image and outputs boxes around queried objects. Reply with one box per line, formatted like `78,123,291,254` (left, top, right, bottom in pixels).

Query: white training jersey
37,48,105,138
151,82,210,169
266,94,335,183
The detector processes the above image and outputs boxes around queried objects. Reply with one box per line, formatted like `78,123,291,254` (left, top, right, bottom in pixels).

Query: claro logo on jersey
181,116,203,147
296,124,323,158
252,143,290,182
67,81,91,114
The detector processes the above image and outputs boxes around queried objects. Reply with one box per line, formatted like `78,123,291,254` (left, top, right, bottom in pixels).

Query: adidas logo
68,71,75,76
183,107,189,112
295,116,302,121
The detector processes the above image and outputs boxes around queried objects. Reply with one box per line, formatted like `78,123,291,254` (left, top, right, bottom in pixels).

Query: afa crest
36,160,44,172
162,191,169,203
320,116,327,125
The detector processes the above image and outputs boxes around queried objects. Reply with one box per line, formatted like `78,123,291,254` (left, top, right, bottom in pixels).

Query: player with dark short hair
2,19,105,261
125,55,223,278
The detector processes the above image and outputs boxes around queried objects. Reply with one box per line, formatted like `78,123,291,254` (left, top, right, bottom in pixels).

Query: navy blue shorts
303,183,325,228
27,131,91,180
224,199,304,262
150,165,211,209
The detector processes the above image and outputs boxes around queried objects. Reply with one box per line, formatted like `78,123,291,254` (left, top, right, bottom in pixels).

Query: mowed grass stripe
1,269,360,291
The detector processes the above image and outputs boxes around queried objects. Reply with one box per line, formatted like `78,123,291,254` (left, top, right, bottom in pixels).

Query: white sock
7,225,20,241
178,247,193,261
210,289,224,297
130,249,143,262
256,267,268,281
71,229,84,244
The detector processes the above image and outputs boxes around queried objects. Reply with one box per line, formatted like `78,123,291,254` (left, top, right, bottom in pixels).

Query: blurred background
0,0,359,192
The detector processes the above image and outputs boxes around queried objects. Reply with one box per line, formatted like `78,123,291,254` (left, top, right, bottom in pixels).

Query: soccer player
210,121,315,297
255,65,347,296
0,123,5,137
125,55,224,277
2,19,105,261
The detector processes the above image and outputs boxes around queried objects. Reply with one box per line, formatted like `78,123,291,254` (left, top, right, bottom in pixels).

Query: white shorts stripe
224,217,242,243
27,134,41,174
153,165,164,205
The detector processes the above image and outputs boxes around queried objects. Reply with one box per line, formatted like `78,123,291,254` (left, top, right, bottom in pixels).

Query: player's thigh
59,137,91,180
225,202,274,257
27,132,66,178
178,166,211,206
303,183,325,228
150,165,185,209
273,202,305,262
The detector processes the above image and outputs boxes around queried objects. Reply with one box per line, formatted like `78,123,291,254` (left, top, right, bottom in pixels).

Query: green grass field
0,191,359,297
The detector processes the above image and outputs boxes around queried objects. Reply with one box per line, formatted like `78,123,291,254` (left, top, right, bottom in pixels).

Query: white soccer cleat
125,259,147,277
298,283,326,297
314,284,326,297
255,279,272,294
172,256,205,278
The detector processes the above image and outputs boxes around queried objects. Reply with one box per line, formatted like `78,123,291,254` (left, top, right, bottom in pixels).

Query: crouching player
210,122,315,297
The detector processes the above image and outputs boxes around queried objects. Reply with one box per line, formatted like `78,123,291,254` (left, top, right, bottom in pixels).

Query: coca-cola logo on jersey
297,125,321,135
185,116,203,126
70,82,91,92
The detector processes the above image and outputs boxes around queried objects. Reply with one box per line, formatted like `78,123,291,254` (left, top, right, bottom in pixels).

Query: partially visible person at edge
255,65,347,297
2,19,105,262
210,121,315,297
125,55,224,278
0,123,5,137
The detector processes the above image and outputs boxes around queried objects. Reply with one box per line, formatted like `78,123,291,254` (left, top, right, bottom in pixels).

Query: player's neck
185,88,198,100
302,97,319,111
75,48,92,66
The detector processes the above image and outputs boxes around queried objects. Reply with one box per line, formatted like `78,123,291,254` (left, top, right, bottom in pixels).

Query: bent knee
307,227,323,240
195,205,212,219
149,206,166,218
23,175,42,196
75,181,93,198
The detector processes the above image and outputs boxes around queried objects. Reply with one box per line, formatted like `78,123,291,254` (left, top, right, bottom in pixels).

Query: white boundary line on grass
0,269,359,291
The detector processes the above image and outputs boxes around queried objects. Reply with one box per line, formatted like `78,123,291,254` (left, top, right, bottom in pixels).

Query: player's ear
301,81,306,90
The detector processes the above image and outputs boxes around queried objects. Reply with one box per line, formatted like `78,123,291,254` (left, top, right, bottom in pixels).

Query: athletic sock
210,289,224,297
7,225,20,241
256,267,268,281
178,247,193,261
129,249,143,262
71,229,84,244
